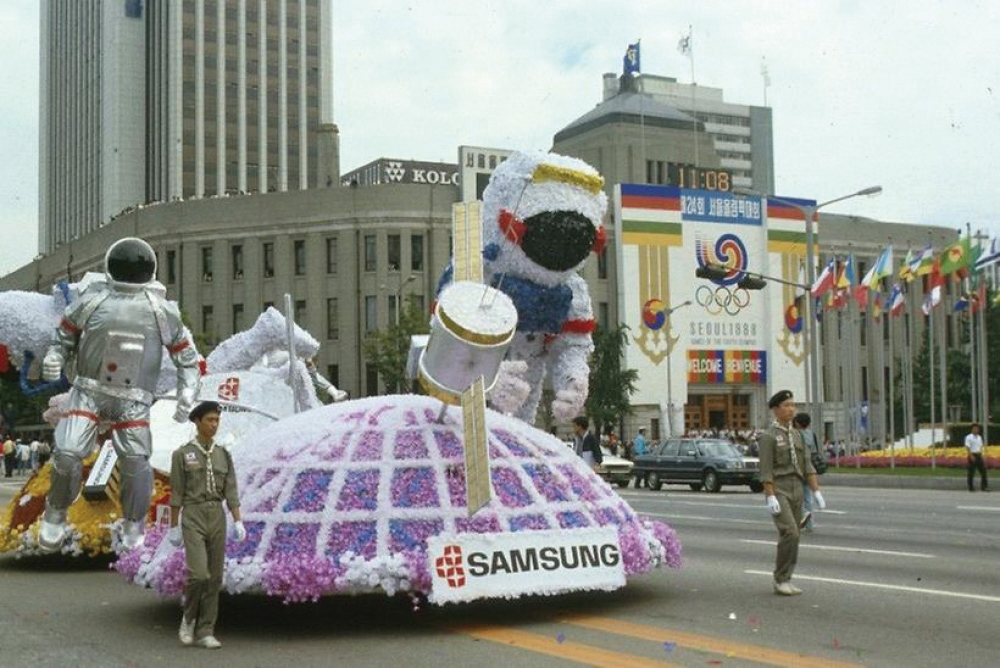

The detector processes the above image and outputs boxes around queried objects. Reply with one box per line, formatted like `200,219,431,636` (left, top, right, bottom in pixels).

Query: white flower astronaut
39,238,201,552
438,151,607,424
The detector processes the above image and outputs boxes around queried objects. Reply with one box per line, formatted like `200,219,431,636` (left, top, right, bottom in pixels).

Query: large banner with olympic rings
614,183,809,410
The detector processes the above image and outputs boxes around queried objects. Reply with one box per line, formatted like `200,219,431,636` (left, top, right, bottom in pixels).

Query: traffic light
695,265,729,281
737,275,767,290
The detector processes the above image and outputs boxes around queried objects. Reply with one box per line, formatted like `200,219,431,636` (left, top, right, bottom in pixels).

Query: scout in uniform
168,401,246,648
757,390,827,595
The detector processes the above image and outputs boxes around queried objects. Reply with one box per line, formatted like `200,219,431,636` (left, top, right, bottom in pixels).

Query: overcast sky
1,0,998,276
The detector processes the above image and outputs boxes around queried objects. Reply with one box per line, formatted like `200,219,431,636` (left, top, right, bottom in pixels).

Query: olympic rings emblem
696,285,750,316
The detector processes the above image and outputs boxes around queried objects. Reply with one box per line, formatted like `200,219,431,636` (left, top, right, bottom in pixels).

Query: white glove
813,490,826,510
173,388,197,423
230,520,247,542
167,526,183,547
42,349,64,382
551,377,588,422
488,360,531,414
765,495,781,515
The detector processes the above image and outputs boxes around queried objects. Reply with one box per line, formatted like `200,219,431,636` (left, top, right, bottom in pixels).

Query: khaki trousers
771,474,804,583
182,501,227,639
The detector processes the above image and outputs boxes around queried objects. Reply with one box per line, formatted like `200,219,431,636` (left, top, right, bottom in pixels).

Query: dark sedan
633,438,762,493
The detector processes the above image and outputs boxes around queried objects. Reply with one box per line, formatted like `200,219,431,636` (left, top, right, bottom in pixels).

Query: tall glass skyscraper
38,0,334,254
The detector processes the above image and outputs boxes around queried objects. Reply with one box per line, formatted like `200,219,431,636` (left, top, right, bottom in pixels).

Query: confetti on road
663,642,676,653
555,633,565,644
727,612,736,620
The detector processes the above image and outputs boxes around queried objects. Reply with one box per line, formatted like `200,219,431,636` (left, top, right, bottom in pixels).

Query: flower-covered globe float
116,395,682,604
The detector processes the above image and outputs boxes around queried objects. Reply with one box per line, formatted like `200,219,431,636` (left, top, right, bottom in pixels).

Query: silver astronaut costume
39,238,201,551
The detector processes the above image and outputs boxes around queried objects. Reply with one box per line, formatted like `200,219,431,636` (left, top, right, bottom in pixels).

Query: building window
387,234,401,271
325,237,337,274
388,295,398,326
232,303,244,333
326,298,339,340
263,242,275,278
327,364,339,389
294,299,307,324
364,235,377,272
365,296,377,332
597,246,608,279
166,250,177,284
411,234,424,272
597,301,609,330
294,239,306,275
365,363,379,397
411,294,425,315
201,246,214,282
202,305,215,337
231,244,244,279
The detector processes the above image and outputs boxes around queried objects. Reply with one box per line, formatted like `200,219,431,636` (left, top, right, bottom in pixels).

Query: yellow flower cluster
859,445,998,459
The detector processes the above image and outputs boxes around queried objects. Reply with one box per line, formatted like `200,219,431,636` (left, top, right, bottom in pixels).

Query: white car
596,447,635,488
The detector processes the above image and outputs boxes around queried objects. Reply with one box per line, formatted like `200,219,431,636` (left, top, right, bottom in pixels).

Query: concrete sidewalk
819,471,979,491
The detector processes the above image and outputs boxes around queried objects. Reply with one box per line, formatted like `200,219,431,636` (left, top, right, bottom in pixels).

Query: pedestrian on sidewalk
168,401,246,649
758,390,827,596
965,424,988,492
793,412,824,531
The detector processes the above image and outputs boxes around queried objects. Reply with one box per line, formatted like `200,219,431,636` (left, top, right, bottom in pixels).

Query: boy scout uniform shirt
758,421,816,484
170,440,240,509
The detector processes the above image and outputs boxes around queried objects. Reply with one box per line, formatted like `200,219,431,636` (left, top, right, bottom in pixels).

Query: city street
1,479,997,667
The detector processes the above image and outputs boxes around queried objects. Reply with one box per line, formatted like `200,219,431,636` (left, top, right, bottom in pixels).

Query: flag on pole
889,284,906,316
677,28,692,56
811,258,836,297
872,292,884,322
974,236,1000,271
898,249,915,282
940,237,971,276
784,295,804,333
837,255,856,290
623,41,641,77
922,259,944,312
954,294,970,312
971,282,987,313
862,246,893,287
853,284,869,309
913,245,935,276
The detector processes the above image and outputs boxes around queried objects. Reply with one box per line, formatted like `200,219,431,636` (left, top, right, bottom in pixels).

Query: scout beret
188,401,221,422
768,389,793,409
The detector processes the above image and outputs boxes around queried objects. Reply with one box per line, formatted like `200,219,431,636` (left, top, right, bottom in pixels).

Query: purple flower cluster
454,514,502,534
336,469,380,511
521,464,568,502
352,430,384,461
266,522,320,559
226,521,265,560
262,555,343,603
509,514,550,531
284,469,333,512
491,467,533,508
557,511,590,529
432,429,463,458
390,467,439,508
393,429,429,459
557,464,603,502
389,519,443,552
491,429,532,458
325,521,377,560
154,549,188,598
647,518,683,569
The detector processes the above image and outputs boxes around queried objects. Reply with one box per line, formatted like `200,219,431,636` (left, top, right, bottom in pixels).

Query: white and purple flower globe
116,396,681,603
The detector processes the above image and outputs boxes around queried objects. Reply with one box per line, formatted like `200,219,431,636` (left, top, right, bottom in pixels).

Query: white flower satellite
417,203,518,515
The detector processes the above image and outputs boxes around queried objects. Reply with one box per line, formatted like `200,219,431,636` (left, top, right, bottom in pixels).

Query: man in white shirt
965,424,988,492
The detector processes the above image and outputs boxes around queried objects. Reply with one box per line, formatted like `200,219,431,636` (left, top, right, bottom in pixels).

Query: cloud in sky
2,0,999,275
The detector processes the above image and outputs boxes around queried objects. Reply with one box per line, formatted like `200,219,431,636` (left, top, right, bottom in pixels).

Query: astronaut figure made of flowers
437,150,607,424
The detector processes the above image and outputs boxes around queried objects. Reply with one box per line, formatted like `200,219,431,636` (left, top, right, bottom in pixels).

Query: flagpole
906,281,916,449
938,271,949,455
929,296,937,469
888,287,896,468
979,282,989,445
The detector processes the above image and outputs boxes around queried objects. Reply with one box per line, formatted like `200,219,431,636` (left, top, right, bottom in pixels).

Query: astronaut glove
765,495,781,516
488,360,531,414
42,349,64,382
551,378,587,422
231,520,247,542
168,526,183,547
173,388,197,423
813,490,827,510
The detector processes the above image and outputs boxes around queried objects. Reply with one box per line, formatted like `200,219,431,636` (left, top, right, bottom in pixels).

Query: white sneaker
773,581,801,596
121,520,146,550
38,519,67,553
195,635,222,649
178,617,195,646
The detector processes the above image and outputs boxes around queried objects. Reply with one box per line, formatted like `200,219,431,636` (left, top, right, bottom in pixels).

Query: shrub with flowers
835,445,999,469
116,395,682,604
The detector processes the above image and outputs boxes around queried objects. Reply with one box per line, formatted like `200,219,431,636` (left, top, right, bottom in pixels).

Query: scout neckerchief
194,438,217,495
771,420,799,471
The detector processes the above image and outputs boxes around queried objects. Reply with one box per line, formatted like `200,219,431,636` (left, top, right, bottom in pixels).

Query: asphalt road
1,479,997,667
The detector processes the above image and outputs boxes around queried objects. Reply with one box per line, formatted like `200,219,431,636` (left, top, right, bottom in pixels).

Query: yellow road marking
563,615,859,668
459,625,678,667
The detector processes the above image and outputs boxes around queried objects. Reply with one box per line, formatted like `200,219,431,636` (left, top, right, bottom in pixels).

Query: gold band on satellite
462,377,491,516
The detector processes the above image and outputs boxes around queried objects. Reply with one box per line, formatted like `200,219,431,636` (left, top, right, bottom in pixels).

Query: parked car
595,447,634,488
632,438,762,493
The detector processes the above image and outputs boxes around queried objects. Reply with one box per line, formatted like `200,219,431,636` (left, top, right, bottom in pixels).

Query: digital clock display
667,163,732,192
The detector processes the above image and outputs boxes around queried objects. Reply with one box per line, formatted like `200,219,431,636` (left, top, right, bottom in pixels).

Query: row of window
164,234,427,284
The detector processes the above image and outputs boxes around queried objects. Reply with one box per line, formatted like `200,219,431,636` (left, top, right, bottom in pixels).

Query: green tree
585,324,639,437
362,297,430,394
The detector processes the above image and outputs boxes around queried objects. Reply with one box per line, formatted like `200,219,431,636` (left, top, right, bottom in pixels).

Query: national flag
872,292,884,322
898,249,915,282
889,284,906,316
811,259,836,297
853,284,869,309
862,246,893,287
974,236,1000,271
913,245,935,276
940,237,971,276
954,295,970,312
784,295,804,333
971,282,987,314
837,255,856,290
677,28,692,56
922,259,944,313
623,42,641,77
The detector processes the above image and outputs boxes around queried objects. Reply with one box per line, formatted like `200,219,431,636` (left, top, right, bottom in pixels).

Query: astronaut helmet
105,237,157,285
481,151,607,287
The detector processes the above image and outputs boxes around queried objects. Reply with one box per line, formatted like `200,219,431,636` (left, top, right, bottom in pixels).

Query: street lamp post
664,300,693,437
733,185,882,436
